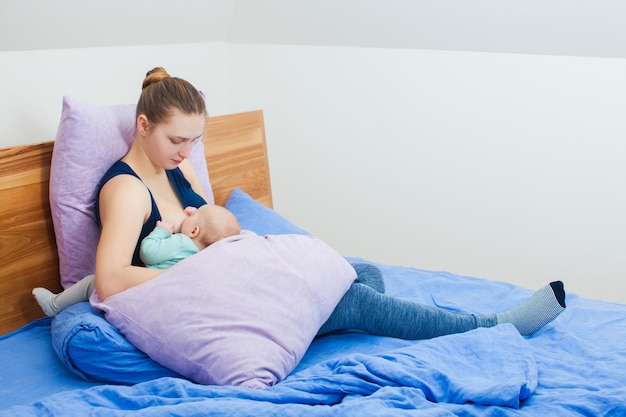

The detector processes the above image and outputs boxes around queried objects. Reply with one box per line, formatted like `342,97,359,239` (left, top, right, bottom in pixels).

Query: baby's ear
189,225,201,237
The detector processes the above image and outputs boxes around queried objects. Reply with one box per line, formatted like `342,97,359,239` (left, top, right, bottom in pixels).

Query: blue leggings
318,263,497,340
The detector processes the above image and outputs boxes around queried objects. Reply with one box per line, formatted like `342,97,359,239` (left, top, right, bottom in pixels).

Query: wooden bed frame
0,110,271,335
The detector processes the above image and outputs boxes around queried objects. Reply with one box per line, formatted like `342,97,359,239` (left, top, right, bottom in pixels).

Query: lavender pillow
50,96,212,288
91,231,356,388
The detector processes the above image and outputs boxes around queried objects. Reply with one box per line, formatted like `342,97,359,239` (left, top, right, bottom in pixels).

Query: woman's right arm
95,175,162,300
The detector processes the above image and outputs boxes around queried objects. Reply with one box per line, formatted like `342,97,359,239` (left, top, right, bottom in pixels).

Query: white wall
228,44,626,304
0,43,231,147
1,42,625,303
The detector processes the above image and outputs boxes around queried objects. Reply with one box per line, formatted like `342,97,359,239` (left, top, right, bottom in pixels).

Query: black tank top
96,161,207,266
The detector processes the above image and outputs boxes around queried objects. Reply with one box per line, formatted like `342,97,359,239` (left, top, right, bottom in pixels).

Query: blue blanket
2,260,626,416
4,325,534,416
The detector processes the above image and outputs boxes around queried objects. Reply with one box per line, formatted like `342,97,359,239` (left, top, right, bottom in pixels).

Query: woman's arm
95,175,162,300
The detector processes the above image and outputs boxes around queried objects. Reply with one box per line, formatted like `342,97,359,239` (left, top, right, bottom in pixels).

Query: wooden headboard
0,110,271,335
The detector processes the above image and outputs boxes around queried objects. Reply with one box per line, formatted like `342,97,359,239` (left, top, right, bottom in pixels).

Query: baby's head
181,204,241,249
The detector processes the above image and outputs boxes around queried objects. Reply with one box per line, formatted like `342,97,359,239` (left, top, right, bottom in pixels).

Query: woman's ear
137,114,150,136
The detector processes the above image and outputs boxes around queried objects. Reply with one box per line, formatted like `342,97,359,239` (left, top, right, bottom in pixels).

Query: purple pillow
91,231,356,388
49,96,212,288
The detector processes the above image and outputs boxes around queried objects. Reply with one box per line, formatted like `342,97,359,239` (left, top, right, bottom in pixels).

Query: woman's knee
351,262,385,293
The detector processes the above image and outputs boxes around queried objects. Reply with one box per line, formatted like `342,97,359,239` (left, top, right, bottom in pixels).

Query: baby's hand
156,220,174,235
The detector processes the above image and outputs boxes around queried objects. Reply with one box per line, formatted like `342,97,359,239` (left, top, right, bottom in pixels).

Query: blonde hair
136,67,207,124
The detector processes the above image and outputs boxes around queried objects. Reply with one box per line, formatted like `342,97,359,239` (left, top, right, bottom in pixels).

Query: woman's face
142,109,205,170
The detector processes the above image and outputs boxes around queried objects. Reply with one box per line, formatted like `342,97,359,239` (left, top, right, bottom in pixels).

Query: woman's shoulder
95,161,150,224
97,161,146,202
100,161,138,184
177,160,196,177
175,160,209,204
98,174,149,210
97,160,150,198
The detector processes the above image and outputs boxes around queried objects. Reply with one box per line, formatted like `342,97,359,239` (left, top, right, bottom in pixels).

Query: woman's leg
318,280,566,339
351,262,385,293
318,283,494,339
32,274,96,317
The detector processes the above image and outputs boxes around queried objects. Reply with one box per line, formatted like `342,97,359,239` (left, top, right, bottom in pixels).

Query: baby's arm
156,220,174,235
140,223,179,267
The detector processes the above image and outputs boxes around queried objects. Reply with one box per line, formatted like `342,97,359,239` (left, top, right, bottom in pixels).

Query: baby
33,204,241,316
140,203,241,269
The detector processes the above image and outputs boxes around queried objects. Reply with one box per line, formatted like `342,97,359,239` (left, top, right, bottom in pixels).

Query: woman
95,67,208,299
95,67,566,340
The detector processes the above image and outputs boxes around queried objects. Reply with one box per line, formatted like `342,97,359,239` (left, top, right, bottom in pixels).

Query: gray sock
32,274,96,317
32,287,61,317
497,281,566,336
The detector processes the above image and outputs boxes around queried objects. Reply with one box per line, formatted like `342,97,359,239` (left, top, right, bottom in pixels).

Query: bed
1,101,626,416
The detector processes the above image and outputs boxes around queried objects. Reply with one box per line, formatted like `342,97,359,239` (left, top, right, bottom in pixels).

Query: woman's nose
179,142,194,158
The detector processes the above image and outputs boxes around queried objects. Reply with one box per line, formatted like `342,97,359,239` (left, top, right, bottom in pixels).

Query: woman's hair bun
137,66,206,123
142,67,171,89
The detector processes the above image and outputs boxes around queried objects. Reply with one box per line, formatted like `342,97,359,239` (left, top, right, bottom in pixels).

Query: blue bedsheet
2,260,626,416
0,319,100,408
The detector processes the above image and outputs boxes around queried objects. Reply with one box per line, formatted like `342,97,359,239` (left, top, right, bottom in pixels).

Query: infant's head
181,204,241,249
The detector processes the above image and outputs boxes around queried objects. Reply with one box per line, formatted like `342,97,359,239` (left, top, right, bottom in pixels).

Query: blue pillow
51,188,310,383
51,302,180,383
225,187,309,235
